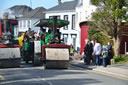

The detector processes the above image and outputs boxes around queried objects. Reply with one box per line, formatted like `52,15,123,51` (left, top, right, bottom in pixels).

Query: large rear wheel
44,60,69,69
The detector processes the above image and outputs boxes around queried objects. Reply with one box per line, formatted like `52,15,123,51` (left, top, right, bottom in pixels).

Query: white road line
41,78,53,85
0,78,52,85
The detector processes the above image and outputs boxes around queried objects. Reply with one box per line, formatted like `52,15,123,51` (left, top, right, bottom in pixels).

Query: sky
0,0,73,11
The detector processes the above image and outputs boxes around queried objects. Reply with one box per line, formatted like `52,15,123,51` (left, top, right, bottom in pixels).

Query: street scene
0,61,128,85
0,0,128,85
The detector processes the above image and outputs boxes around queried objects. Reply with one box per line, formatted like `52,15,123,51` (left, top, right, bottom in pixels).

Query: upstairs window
63,15,68,30
72,14,75,30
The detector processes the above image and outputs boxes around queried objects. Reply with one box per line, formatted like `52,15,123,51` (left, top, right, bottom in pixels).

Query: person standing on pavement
102,45,108,67
84,41,93,65
107,42,113,65
70,44,74,56
93,40,101,66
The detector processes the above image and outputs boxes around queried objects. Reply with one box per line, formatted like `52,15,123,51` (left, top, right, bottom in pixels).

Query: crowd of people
84,40,113,67
21,28,54,63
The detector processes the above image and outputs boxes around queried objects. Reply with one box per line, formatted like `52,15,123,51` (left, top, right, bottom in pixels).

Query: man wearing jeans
93,40,101,66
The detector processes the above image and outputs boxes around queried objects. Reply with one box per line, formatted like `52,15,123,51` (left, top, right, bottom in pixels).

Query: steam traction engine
0,17,21,68
34,16,70,69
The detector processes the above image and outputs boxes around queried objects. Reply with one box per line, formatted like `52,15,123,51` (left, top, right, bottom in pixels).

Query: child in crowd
102,45,108,67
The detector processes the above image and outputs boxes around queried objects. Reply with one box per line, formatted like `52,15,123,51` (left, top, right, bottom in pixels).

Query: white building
44,0,79,50
5,5,32,37
75,0,97,54
18,7,46,35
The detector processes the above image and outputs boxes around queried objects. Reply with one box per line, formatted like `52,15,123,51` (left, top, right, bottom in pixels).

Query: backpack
102,50,108,58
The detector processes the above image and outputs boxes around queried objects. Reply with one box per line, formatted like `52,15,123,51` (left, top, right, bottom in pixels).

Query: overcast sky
0,0,73,11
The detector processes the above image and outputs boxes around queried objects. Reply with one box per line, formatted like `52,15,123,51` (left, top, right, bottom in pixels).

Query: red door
80,26,89,55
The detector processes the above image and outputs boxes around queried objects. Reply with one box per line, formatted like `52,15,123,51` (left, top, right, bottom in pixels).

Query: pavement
70,57,128,80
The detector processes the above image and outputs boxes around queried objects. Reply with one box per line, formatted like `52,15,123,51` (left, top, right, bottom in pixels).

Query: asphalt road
0,63,128,85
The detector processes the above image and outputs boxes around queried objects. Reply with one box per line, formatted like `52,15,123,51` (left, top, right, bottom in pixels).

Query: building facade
75,0,97,54
18,7,46,35
44,0,79,50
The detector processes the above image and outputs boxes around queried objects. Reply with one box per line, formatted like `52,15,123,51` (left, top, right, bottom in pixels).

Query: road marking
0,78,52,85
41,78,53,85
0,75,4,79
88,70,128,80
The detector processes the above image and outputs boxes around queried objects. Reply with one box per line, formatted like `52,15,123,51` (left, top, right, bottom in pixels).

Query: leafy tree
88,26,109,45
90,0,128,56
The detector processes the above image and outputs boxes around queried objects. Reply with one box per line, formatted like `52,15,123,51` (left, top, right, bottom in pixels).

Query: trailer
33,16,70,69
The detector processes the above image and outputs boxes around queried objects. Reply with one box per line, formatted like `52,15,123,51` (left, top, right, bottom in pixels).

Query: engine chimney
58,0,62,5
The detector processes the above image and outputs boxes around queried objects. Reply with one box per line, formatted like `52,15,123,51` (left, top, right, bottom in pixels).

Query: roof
34,19,69,28
20,7,46,19
9,5,32,17
45,0,78,13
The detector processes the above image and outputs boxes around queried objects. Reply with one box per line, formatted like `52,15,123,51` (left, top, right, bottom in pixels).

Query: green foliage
90,0,128,56
90,0,105,6
88,26,109,45
113,55,128,64
91,0,128,22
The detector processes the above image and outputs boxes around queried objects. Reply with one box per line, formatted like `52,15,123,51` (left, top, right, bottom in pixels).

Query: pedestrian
23,35,29,63
102,45,108,67
107,42,113,65
34,32,38,40
84,41,93,65
89,41,94,64
45,29,53,44
40,28,46,45
93,40,101,66
70,44,74,56
22,31,29,59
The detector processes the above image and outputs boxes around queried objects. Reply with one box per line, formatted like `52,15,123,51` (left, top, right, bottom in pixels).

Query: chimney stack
58,0,62,5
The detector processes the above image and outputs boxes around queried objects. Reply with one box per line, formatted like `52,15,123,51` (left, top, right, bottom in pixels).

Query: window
72,38,76,49
76,13,78,22
28,20,30,28
22,21,24,28
64,37,68,44
24,20,26,27
63,15,68,30
80,12,81,21
71,34,77,49
20,21,22,28
49,16,60,19
63,34,68,44
72,14,75,30
49,16,53,19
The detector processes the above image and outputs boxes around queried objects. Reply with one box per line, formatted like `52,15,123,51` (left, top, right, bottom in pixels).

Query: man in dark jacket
84,41,93,65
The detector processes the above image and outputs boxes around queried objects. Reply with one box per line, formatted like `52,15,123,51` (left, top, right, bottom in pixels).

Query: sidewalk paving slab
93,66,128,79
70,59,128,79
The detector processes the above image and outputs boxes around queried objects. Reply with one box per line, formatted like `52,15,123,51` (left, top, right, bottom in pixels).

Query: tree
90,0,128,56
88,26,109,45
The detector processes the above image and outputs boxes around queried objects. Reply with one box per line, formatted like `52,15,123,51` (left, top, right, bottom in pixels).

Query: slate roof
20,7,46,19
9,5,32,17
44,0,78,13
